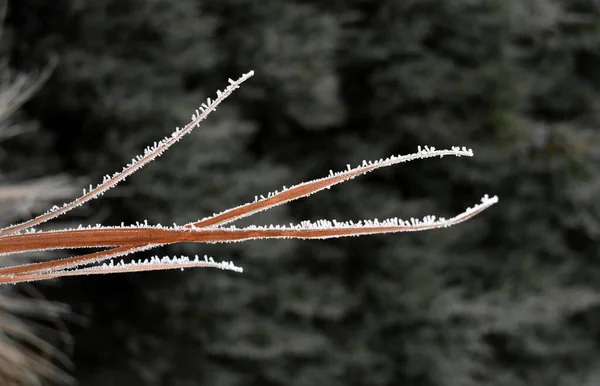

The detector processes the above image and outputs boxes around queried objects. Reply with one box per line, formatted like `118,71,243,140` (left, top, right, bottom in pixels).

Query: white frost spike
0,70,254,238
87,254,244,273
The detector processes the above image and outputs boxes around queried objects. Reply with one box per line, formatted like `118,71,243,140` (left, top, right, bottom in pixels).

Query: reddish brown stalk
0,196,495,255
0,72,498,285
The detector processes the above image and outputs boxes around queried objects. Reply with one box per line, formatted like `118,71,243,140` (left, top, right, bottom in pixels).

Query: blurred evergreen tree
5,0,600,385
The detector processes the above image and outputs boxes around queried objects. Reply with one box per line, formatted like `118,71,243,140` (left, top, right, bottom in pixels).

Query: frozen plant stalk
0,71,498,284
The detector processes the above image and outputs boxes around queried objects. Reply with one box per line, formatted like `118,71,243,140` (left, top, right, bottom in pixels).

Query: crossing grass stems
0,71,498,285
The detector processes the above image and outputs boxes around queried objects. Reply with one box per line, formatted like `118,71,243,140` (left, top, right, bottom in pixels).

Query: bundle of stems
0,71,498,285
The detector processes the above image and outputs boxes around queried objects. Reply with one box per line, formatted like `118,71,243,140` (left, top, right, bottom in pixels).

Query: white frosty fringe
0,255,242,284
190,145,474,228
80,254,243,274
0,71,254,237
213,194,499,237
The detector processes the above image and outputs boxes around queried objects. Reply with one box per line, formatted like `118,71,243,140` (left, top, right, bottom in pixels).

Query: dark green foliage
5,0,600,385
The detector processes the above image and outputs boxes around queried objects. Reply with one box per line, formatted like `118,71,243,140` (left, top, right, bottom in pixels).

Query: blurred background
3,0,600,385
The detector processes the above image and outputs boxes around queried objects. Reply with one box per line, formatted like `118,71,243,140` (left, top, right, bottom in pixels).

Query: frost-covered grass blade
0,255,242,284
0,72,498,284
0,71,254,238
